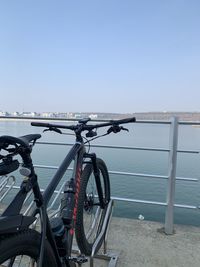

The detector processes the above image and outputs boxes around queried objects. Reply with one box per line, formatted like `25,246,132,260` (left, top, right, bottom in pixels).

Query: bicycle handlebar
93,117,136,129
31,122,51,128
31,117,136,132
31,122,76,130
111,117,136,124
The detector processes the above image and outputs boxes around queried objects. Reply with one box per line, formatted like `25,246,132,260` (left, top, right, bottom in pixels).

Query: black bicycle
0,117,135,267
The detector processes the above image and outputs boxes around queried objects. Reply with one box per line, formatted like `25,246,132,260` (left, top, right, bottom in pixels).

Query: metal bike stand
72,199,118,267
0,175,16,203
90,200,118,267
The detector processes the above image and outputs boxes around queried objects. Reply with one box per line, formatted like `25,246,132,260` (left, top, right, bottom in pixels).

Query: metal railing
0,116,200,235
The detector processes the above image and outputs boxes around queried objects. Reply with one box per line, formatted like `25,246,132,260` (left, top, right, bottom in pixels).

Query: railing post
164,116,179,234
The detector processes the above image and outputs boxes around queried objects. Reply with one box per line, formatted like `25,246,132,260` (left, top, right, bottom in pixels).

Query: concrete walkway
88,217,200,267
1,201,200,266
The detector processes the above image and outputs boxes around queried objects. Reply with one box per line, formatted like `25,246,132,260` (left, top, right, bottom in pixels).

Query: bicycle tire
0,229,57,267
75,158,110,255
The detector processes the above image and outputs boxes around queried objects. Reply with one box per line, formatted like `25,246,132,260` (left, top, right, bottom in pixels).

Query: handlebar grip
112,117,136,124
31,122,51,128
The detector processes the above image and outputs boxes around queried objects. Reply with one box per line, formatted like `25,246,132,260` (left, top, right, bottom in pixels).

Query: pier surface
88,217,200,267
1,203,200,266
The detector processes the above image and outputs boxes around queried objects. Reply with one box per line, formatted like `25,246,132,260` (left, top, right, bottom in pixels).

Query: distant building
74,113,82,119
22,112,37,117
41,112,55,117
56,113,68,118
89,114,98,119
13,112,20,116
0,111,10,116
67,112,73,118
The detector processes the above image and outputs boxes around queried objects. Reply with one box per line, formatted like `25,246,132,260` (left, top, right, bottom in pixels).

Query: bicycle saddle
0,134,41,151
0,134,41,176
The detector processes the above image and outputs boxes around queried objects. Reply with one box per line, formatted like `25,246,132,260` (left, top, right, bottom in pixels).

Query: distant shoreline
0,117,71,123
1,112,200,122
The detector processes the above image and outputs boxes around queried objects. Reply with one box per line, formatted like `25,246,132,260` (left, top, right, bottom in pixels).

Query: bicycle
0,117,135,267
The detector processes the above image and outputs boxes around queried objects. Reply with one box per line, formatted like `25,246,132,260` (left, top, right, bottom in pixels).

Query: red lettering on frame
72,164,81,224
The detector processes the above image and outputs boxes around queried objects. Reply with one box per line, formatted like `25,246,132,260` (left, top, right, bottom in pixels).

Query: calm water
1,119,200,226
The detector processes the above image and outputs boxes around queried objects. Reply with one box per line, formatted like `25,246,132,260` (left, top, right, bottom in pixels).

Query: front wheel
75,158,110,256
0,229,57,267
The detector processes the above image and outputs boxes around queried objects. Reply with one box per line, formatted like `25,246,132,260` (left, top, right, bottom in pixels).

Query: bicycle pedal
69,255,88,264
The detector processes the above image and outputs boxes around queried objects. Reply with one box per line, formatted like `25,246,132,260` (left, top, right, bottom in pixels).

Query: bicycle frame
37,141,85,267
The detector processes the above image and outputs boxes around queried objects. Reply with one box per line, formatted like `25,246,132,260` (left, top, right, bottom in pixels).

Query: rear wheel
0,229,57,267
75,158,110,255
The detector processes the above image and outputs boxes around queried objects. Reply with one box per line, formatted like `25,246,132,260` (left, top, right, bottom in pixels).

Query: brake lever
121,126,129,132
107,125,129,134
107,125,121,134
43,127,62,134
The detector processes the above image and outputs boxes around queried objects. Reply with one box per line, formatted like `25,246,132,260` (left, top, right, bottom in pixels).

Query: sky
0,0,200,113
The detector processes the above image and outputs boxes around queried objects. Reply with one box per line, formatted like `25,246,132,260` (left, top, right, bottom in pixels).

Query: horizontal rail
111,196,198,210
33,164,198,182
4,184,197,211
109,171,198,182
36,141,199,154
136,120,200,125
179,121,200,125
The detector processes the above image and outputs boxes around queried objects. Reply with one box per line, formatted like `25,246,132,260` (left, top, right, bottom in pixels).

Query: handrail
33,164,198,182
2,184,198,212
36,141,199,154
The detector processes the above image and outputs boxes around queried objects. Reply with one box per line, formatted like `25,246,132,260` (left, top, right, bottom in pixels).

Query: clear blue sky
0,0,200,113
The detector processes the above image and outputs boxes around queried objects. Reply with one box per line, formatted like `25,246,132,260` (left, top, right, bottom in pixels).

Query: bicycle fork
84,153,105,209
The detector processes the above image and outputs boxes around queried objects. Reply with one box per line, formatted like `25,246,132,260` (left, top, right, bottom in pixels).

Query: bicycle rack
0,177,119,267
72,199,118,267
90,200,118,267
0,175,16,204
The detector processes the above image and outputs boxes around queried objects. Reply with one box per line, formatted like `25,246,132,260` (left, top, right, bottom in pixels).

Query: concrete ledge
89,217,200,267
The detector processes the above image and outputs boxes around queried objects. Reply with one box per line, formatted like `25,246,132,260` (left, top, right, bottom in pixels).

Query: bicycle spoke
86,206,101,239
8,257,15,267
1,255,37,267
